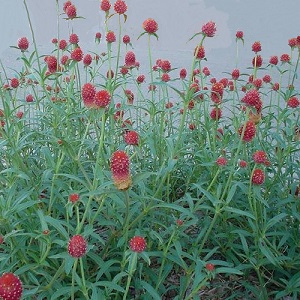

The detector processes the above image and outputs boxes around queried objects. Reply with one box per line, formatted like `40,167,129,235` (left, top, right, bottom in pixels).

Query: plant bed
0,1,299,299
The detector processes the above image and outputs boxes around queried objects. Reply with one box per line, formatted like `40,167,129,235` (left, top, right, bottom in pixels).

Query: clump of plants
0,0,299,299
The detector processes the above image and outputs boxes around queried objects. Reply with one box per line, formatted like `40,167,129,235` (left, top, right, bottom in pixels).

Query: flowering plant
0,0,299,299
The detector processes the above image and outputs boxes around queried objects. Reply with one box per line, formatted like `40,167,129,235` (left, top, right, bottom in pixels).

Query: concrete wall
1,0,300,81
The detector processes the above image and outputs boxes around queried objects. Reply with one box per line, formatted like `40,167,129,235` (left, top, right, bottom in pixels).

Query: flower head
0,272,23,300
95,32,101,43
17,37,29,51
124,131,139,145
252,150,267,164
114,0,127,14
160,60,171,72
202,21,216,37
59,39,68,50
66,4,77,19
68,235,87,258
10,78,19,89
69,33,79,44
241,89,261,108
161,73,170,82
61,55,69,66
106,31,116,43
46,56,58,73
136,74,145,84
142,18,158,34
211,82,224,104
280,53,290,63
236,31,244,39
205,263,215,272
288,37,297,48
180,68,187,79
81,83,96,108
63,1,72,12
269,55,278,65
210,107,222,120
238,121,256,142
129,236,146,252
252,55,263,68
71,47,83,62
94,90,111,108
202,66,210,76
26,94,34,102
216,156,227,166
251,169,265,185
123,35,130,44
231,68,240,80
194,45,205,60
100,0,111,12
252,41,261,53
263,74,271,83
83,54,92,67
239,160,247,168
287,96,300,108
124,51,136,67
69,193,80,203
110,150,132,190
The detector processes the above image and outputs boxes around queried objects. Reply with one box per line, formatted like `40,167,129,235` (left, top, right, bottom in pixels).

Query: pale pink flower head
201,21,217,37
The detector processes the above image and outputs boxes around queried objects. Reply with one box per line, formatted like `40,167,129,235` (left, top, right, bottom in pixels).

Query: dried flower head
110,150,132,190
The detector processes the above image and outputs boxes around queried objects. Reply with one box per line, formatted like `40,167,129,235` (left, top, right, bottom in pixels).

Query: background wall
1,0,300,82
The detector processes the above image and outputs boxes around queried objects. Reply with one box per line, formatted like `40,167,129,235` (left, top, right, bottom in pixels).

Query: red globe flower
202,21,217,37
17,37,29,51
251,169,265,185
142,18,158,34
129,236,147,252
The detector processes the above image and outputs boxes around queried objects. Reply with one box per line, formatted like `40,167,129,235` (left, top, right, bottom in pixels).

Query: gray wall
1,0,300,81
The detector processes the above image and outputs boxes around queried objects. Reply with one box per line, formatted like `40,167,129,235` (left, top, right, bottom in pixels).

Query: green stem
123,252,138,300
156,229,176,289
79,257,89,299
198,208,220,254
71,259,78,300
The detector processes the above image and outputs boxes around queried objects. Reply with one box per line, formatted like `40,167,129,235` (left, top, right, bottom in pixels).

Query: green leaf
51,286,78,300
187,32,201,42
265,213,287,231
141,280,161,300
258,238,278,266
44,215,69,239
223,207,255,219
216,266,243,275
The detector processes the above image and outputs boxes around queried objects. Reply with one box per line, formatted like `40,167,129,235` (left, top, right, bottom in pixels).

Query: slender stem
79,257,89,299
123,252,137,300
198,208,220,254
71,259,78,300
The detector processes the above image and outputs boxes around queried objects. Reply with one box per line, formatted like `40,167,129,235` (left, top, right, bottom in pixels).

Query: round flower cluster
201,21,217,37
142,18,158,34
